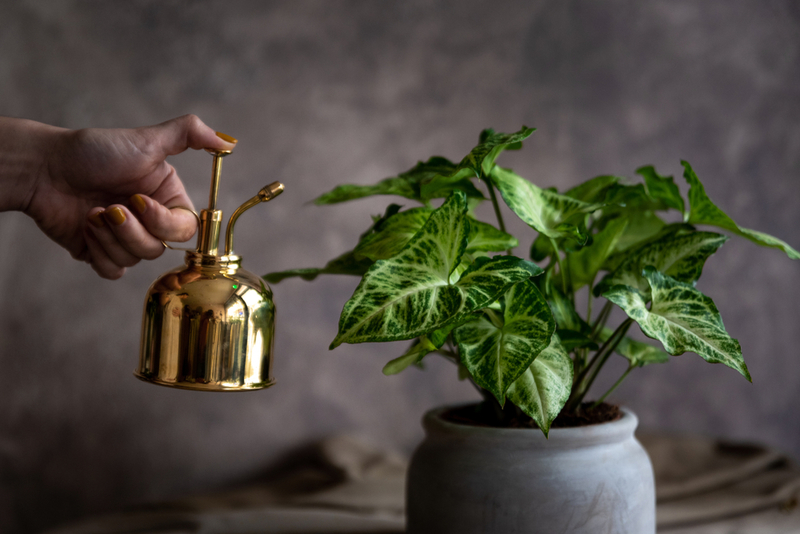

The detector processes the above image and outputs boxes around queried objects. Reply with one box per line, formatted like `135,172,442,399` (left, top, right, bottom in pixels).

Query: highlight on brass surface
136,146,285,392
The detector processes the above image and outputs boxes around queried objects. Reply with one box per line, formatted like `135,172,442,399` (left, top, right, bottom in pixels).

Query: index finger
129,194,199,243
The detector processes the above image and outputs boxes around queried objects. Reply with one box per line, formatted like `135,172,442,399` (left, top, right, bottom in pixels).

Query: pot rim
422,403,638,448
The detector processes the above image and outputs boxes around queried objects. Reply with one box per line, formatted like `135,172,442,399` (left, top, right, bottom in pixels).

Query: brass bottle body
136,252,276,391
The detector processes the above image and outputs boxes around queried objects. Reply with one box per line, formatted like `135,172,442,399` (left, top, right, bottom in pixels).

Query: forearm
0,117,65,212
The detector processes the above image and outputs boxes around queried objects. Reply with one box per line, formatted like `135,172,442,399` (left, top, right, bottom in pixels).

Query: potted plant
266,127,798,533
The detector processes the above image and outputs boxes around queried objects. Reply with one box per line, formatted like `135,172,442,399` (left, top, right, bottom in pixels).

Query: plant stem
579,318,633,402
587,276,596,323
590,300,613,339
549,238,568,295
590,365,633,409
481,174,512,254
566,317,633,412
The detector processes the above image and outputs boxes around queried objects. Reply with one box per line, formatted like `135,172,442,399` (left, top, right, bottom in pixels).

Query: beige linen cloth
48,433,800,534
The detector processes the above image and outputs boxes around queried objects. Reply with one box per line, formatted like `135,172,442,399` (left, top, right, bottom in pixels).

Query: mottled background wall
1,1,799,532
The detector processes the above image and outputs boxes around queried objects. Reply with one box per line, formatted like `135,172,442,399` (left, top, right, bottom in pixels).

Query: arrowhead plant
266,126,798,436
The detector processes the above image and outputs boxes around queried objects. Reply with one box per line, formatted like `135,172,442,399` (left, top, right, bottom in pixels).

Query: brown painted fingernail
105,207,126,226
131,194,146,214
215,131,238,144
89,211,105,228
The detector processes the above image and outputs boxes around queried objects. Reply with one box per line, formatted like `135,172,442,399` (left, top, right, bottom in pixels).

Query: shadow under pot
406,404,655,534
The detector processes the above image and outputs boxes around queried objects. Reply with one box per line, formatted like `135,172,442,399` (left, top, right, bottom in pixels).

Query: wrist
0,117,66,213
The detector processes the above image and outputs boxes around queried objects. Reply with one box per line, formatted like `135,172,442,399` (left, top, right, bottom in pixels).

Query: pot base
406,404,655,534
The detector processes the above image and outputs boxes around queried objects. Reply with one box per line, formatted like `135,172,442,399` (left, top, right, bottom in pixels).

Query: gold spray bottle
136,147,284,391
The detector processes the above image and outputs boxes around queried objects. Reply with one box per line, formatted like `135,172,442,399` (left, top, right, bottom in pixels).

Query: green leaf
466,219,519,253
354,208,433,261
382,337,437,376
355,208,517,262
683,161,799,260
529,234,554,262
331,192,542,347
637,165,685,214
599,327,669,367
609,211,667,254
457,126,536,177
362,204,403,238
264,250,373,283
566,217,629,290
506,334,573,437
595,231,728,298
454,280,555,404
419,168,485,202
564,175,621,203
314,178,418,205
602,221,694,273
491,166,603,245
603,267,750,381
543,283,586,333
313,156,482,206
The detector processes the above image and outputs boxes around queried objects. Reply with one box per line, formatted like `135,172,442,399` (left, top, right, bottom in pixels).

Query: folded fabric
46,433,800,534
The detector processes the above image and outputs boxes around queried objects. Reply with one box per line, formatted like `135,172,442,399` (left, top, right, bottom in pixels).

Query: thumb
142,114,238,157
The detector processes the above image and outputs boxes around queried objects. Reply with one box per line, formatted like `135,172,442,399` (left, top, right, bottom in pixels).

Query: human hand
24,115,237,279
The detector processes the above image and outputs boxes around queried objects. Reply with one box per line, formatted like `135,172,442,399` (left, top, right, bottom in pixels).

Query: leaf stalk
590,365,634,409
566,317,633,412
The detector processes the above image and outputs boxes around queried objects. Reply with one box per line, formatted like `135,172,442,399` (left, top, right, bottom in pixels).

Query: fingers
83,193,201,279
144,114,238,157
129,193,198,243
84,227,126,280
86,204,165,269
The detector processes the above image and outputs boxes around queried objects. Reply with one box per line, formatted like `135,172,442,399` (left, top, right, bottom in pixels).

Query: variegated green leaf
599,327,669,367
491,166,604,244
354,208,433,261
466,219,518,253
331,192,541,347
540,283,594,351
544,284,586,333
313,156,482,205
457,126,536,177
331,191,469,346
610,211,666,254
637,165,685,214
382,337,437,376
603,221,695,273
456,255,543,310
454,280,555,404
355,208,517,262
506,334,573,437
603,267,750,381
604,183,666,211
419,167,485,201
683,161,799,259
595,231,728,298
564,175,621,203
566,217,629,290
362,204,403,238
264,250,373,283
314,178,418,205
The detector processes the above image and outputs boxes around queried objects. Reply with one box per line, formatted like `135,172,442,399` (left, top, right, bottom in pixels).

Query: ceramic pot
406,405,655,534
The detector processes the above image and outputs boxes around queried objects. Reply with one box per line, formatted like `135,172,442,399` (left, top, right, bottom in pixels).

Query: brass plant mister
136,147,284,391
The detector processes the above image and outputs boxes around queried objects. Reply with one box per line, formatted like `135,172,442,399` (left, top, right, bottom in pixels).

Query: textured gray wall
1,1,799,532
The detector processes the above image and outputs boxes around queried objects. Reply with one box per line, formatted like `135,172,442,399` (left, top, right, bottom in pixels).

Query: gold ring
161,206,201,252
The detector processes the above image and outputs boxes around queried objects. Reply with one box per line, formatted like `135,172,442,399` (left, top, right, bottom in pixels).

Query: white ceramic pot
406,405,655,534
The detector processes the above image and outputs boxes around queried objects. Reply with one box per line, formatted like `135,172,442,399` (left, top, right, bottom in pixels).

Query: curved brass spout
224,181,285,255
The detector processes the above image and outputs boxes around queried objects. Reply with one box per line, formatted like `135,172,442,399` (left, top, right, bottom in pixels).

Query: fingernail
130,194,146,214
216,131,238,144
105,207,126,226
89,211,105,228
